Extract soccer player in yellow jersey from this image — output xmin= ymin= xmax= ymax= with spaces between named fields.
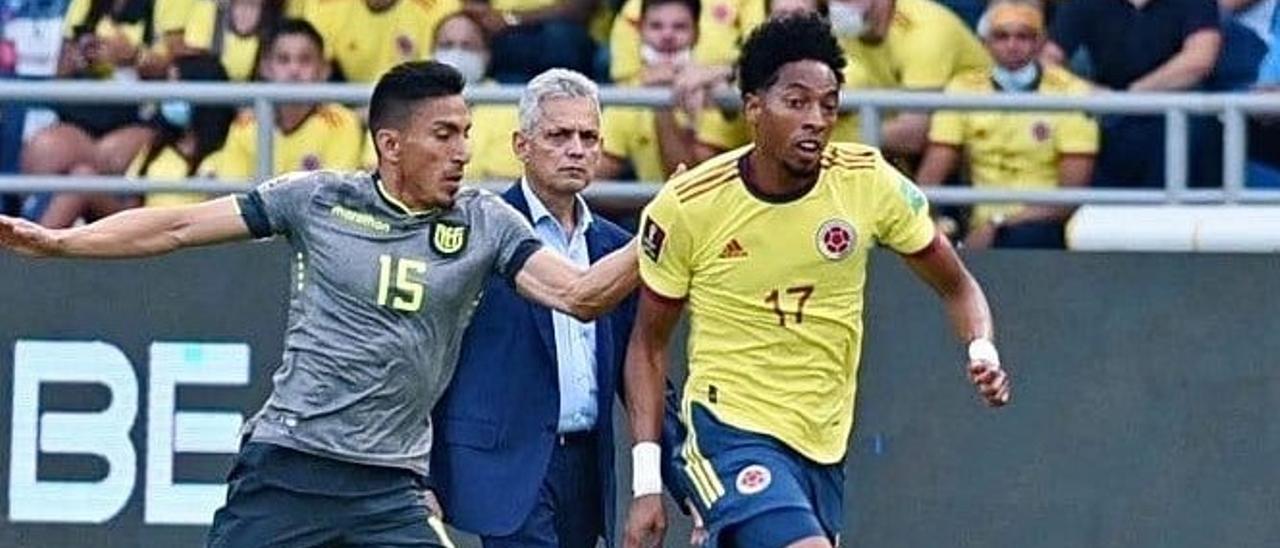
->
xmin=210 ymin=19 xmax=366 ymax=179
xmin=916 ymin=0 xmax=1097 ymax=249
xmin=621 ymin=14 xmax=1010 ymax=548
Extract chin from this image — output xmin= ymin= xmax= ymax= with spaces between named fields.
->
xmin=784 ymin=159 xmax=821 ymax=179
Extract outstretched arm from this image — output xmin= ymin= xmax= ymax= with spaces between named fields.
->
xmin=901 ymin=233 xmax=1010 ymax=406
xmin=513 ymin=240 xmax=640 ymax=321
xmin=0 ymin=196 xmax=252 ymax=259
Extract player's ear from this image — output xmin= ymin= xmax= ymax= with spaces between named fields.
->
xmin=376 ymin=128 xmax=401 ymax=164
xmin=512 ymin=129 xmax=529 ymax=163
xmin=744 ymin=92 xmax=762 ymax=126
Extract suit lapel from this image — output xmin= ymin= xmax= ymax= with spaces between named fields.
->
xmin=502 ymin=183 xmax=557 ymax=358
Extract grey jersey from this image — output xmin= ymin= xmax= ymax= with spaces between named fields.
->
xmin=236 ymin=170 xmax=540 ymax=475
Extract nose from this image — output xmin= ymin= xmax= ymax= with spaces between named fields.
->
xmin=565 ymin=134 xmax=586 ymax=159
xmin=800 ymin=103 xmax=830 ymax=133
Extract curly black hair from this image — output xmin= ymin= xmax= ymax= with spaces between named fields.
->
xmin=737 ymin=12 xmax=847 ymax=98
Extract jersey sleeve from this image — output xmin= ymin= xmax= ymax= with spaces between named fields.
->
xmin=637 ymin=186 xmax=694 ymax=299
xmin=928 ymin=78 xmax=968 ymax=145
xmin=478 ymin=194 xmax=543 ymax=281
xmin=872 ymin=154 xmax=936 ymax=254
xmin=182 ymin=0 xmax=217 ymax=50
xmin=1054 ymin=101 xmax=1100 ymax=155
xmin=216 ymin=116 xmax=256 ymax=180
xmin=601 ymin=107 xmax=633 ymax=160
xmin=235 ymin=171 xmax=324 ymax=238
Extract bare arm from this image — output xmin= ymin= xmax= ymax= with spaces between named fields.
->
xmin=0 ymin=196 xmax=252 ymax=259
xmin=915 ymin=143 xmax=962 ymax=186
xmin=597 ymin=153 xmax=630 ymax=181
xmin=881 ymin=113 xmax=932 ymax=156
xmin=1008 ymin=153 xmax=1094 ymax=224
xmin=1128 ymin=30 xmax=1222 ymax=92
xmin=654 ymin=109 xmax=697 ymax=178
xmin=513 ymin=240 xmax=640 ymax=321
xmin=623 ymin=287 xmax=683 ymax=548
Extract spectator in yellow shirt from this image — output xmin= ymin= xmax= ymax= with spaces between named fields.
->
xmin=180 ymin=0 xmax=285 ymax=81
xmin=462 ymin=0 xmax=597 ymax=82
xmin=207 ymin=19 xmax=366 ymax=179
xmin=608 ymin=0 xmax=764 ymax=84
xmin=915 ymin=0 xmax=1097 ymax=249
xmin=599 ymin=0 xmax=700 ymax=181
xmin=301 ymin=0 xmax=460 ymax=82
xmin=429 ymin=12 xmax=525 ymax=181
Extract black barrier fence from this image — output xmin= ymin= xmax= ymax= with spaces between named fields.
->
xmin=1 ymin=245 xmax=1279 ymax=547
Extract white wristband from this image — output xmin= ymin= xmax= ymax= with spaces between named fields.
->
xmin=631 ymin=442 xmax=663 ymax=497
xmin=967 ymin=337 xmax=1000 ymax=365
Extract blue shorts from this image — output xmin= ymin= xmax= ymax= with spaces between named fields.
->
xmin=206 ymin=442 xmax=453 ymax=548
xmin=674 ymin=403 xmax=845 ymax=548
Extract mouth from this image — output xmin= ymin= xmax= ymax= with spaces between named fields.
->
xmin=793 ymin=139 xmax=824 ymax=159
xmin=558 ymin=166 xmax=588 ymax=178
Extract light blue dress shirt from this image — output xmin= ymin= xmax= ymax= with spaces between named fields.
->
xmin=520 ymin=179 xmax=599 ymax=433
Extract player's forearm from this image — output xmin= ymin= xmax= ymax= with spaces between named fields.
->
xmin=51 ymin=207 xmax=197 ymax=258
xmin=625 ymin=335 xmax=667 ymax=444
xmin=563 ymin=239 xmax=639 ymax=320
xmin=943 ymin=271 xmax=995 ymax=344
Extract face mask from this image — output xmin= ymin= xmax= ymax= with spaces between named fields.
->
xmin=640 ymin=44 xmax=692 ymax=67
xmin=434 ymin=48 xmax=487 ymax=84
xmin=992 ymin=62 xmax=1039 ymax=92
xmin=160 ymin=100 xmax=192 ymax=129
xmin=828 ymin=2 xmax=868 ymax=39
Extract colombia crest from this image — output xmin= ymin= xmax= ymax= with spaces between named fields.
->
xmin=816 ymin=219 xmax=856 ymax=261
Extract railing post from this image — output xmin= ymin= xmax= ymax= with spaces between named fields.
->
xmin=1164 ymin=109 xmax=1188 ymax=202
xmin=859 ymin=105 xmax=881 ymax=148
xmin=253 ymin=98 xmax=274 ymax=183
xmin=1222 ymin=106 xmax=1247 ymax=203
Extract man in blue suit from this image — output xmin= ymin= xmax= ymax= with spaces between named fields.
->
xmin=432 ymin=68 xmax=661 ymax=547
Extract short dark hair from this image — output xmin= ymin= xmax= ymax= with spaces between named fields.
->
xmin=640 ymin=0 xmax=701 ymax=21
xmin=368 ymin=60 xmax=466 ymax=144
xmin=263 ymin=18 xmax=325 ymax=56
xmin=736 ymin=12 xmax=846 ymax=98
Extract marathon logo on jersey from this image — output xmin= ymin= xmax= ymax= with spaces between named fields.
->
xmin=432 ymin=222 xmax=468 ymax=257
xmin=736 ymin=464 xmax=772 ymax=495
xmin=642 ymin=217 xmax=667 ymax=262
xmin=816 ymin=219 xmax=856 ymax=261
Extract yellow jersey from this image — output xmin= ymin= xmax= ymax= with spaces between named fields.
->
xmin=212 ymin=104 xmax=366 ymax=179
xmin=609 ymin=0 xmax=765 ymax=84
xmin=464 ymin=103 xmax=522 ymax=181
xmin=929 ymin=65 xmax=1098 ymax=227
xmin=128 ymin=145 xmax=227 ymax=207
xmin=601 ymin=107 xmax=692 ymax=183
xmin=302 ymin=0 xmax=460 ymax=82
xmin=182 ymin=0 xmax=261 ymax=81
xmin=639 ymin=142 xmax=935 ymax=463
xmin=841 ymin=0 xmax=989 ymax=90
xmin=154 ymin=0 xmax=196 ymax=35
xmin=63 ymin=0 xmax=150 ymax=51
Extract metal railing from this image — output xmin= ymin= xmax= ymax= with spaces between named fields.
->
xmin=3 ymin=80 xmax=1280 ymax=207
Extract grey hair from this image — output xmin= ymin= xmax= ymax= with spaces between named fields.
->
xmin=517 ymin=68 xmax=601 ymax=134
xmin=975 ymin=0 xmax=1044 ymax=39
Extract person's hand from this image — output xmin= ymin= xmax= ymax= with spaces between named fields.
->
xmin=969 ymin=358 xmax=1010 ymax=407
xmin=672 ymin=64 xmax=731 ymax=118
xmin=0 ymin=215 xmax=62 ymax=257
xmin=624 ymin=494 xmax=666 ymax=548
xmin=962 ymin=222 xmax=998 ymax=250
xmin=101 ymin=31 xmax=137 ymax=66
xmin=686 ymin=498 xmax=707 ymax=546
xmin=463 ymin=2 xmax=510 ymax=35
xmin=419 ymin=488 xmax=444 ymax=519
xmin=641 ymin=62 xmax=680 ymax=87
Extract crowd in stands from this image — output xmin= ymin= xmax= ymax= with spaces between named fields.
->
xmin=1 ymin=0 xmax=1278 ymax=247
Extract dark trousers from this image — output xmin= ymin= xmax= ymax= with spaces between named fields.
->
xmin=488 ymin=21 xmax=596 ymax=84
xmin=482 ymin=431 xmax=604 ymax=548
xmin=207 ymin=443 xmax=450 ymax=548
xmin=995 ymin=220 xmax=1066 ymax=249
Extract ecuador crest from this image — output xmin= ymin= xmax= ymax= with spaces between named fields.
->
xmin=431 ymin=222 xmax=468 ymax=257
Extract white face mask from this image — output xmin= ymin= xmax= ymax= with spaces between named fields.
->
xmin=640 ymin=44 xmax=692 ymax=67
xmin=828 ymin=2 xmax=868 ymax=39
xmin=992 ymin=62 xmax=1039 ymax=92
xmin=434 ymin=47 xmax=487 ymax=84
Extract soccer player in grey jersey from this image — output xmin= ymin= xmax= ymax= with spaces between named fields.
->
xmin=0 ymin=61 xmax=638 ymax=547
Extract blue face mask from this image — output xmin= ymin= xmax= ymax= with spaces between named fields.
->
xmin=160 ymin=100 xmax=192 ymax=129
xmin=992 ymin=63 xmax=1039 ymax=92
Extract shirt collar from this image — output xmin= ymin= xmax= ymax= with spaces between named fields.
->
xmin=520 ymin=177 xmax=593 ymax=235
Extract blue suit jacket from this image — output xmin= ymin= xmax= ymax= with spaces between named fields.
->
xmin=431 ymin=184 xmax=637 ymax=540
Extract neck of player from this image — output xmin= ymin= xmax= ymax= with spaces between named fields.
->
xmin=747 ymin=149 xmax=819 ymax=197
xmin=529 ymin=178 xmax=579 ymax=236
xmin=380 ymin=168 xmax=438 ymax=211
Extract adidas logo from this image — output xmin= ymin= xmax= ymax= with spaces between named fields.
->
xmin=719 ymin=238 xmax=748 ymax=259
